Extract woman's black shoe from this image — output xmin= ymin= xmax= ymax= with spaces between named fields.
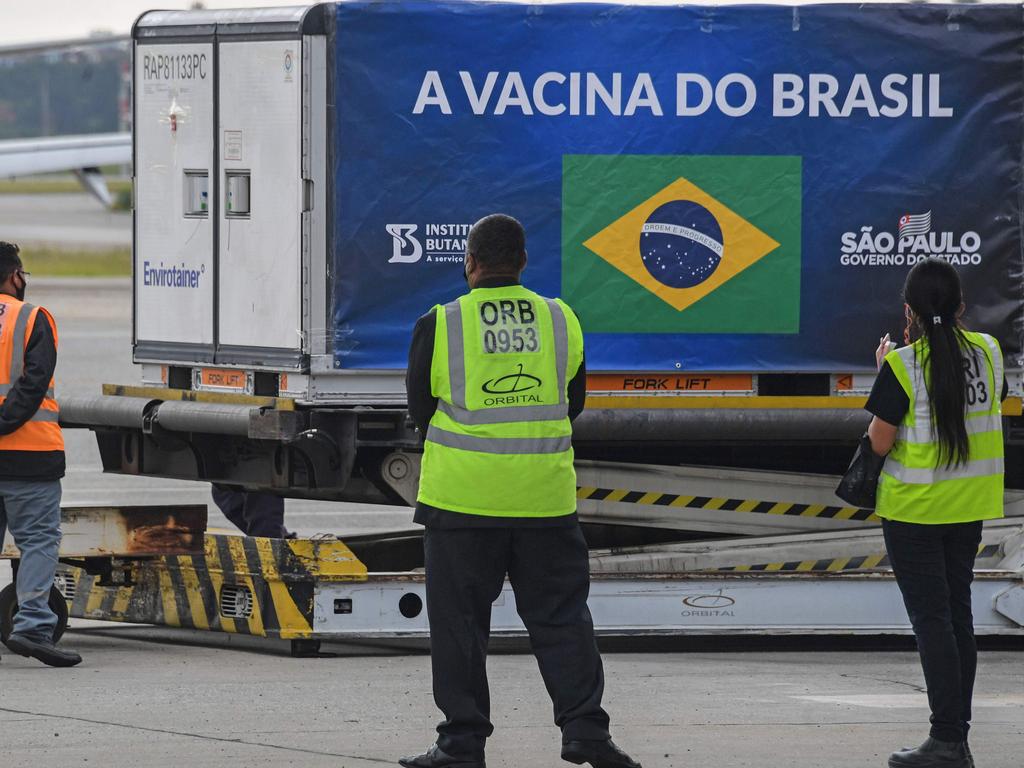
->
xmin=888 ymin=738 xmax=970 ymax=768
xmin=398 ymin=744 xmax=485 ymax=768
xmin=561 ymin=738 xmax=642 ymax=768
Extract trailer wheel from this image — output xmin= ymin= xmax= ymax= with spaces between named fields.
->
xmin=0 ymin=583 xmax=69 ymax=645
xmin=290 ymin=638 xmax=321 ymax=658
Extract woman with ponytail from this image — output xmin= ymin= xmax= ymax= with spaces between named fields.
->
xmin=866 ymin=258 xmax=1006 ymax=768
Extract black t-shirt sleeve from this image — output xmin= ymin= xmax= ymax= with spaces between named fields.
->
xmin=568 ymin=351 xmax=587 ymax=423
xmin=865 ymin=360 xmax=909 ymax=426
xmin=565 ymin=305 xmax=587 ymax=422
xmin=406 ymin=311 xmax=438 ymax=436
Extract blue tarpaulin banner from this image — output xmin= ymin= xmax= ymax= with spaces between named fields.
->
xmin=332 ymin=1 xmax=1023 ymax=372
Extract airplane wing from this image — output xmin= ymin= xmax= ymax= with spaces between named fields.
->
xmin=0 ymin=132 xmax=131 ymax=207
xmin=0 ymin=132 xmax=131 ymax=177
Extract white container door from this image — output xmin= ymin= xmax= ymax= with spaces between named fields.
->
xmin=134 ymin=42 xmax=216 ymax=361
xmin=216 ymin=40 xmax=304 ymax=367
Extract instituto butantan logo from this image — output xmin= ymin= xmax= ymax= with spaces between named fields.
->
xmin=583 ymin=177 xmax=781 ymax=312
xmin=386 ymin=222 xmax=471 ymax=265
xmin=839 ymin=210 xmax=982 ymax=267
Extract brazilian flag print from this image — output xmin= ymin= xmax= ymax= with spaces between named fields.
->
xmin=562 ymin=155 xmax=802 ymax=334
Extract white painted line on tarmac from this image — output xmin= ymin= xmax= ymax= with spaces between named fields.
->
xmin=795 ymin=694 xmax=1024 ymax=709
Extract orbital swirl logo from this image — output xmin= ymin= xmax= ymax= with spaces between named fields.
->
xmin=482 ymin=363 xmax=542 ymax=395
xmin=681 ymin=591 xmax=736 ymax=609
xmin=640 ymin=200 xmax=724 ymax=289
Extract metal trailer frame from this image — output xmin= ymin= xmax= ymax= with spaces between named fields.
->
xmin=47 ymin=522 xmax=1024 ymax=656
xmin=61 ymin=385 xmax=1024 ymax=511
xmin=4 ymin=506 xmax=1019 ymax=655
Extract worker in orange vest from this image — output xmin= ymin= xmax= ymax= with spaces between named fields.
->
xmin=0 ymin=242 xmax=80 ymax=667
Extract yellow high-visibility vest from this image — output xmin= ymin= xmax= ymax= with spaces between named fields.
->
xmin=0 ymin=294 xmax=63 ymax=453
xmin=877 ymin=331 xmax=1004 ymax=524
xmin=417 ymin=285 xmax=584 ymax=517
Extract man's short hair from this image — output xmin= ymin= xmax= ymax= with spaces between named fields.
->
xmin=0 ymin=242 xmax=21 ymax=282
xmin=467 ymin=214 xmax=525 ymax=272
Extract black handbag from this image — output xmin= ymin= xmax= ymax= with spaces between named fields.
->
xmin=835 ymin=434 xmax=886 ymax=508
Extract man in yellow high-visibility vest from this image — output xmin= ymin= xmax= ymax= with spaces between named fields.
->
xmin=401 ymin=215 xmax=639 ymax=768
xmin=0 ymin=242 xmax=81 ymax=668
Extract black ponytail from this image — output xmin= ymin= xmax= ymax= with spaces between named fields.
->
xmin=903 ymin=259 xmax=972 ymax=468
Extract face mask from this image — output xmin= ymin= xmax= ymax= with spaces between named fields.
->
xmin=13 ymin=273 xmax=25 ymax=301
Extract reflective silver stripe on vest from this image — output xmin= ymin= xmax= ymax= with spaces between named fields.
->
xmin=898 ymin=335 xmax=1003 ymax=440
xmin=884 ymin=456 xmax=1004 ymax=484
xmin=440 ymin=294 xmax=571 ymax=425
xmin=444 ymin=301 xmax=467 ymax=409
xmin=30 ymin=409 xmax=60 ymax=423
xmin=981 ymin=333 xmax=1003 ymax=413
xmin=902 ymin=412 xmax=1003 ymax=444
xmin=545 ymin=299 xmax=569 ymax=405
xmin=0 ymin=384 xmax=54 ymax=398
xmin=895 ymin=344 xmax=930 ymax=428
xmin=6 ymin=302 xmax=33 ymax=384
xmin=426 ymin=424 xmax=571 ymax=454
xmin=438 ymin=399 xmax=568 ymax=425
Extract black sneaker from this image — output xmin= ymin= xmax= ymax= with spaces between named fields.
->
xmin=5 ymin=633 xmax=82 ymax=668
xmin=889 ymin=737 xmax=970 ymax=768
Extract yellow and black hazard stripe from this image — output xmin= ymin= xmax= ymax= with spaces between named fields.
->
xmin=711 ymin=544 xmax=1001 ymax=573
xmin=63 ymin=534 xmax=366 ymax=640
xmin=577 ymin=486 xmax=878 ymax=522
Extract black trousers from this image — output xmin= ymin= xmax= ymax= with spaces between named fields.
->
xmin=424 ymin=524 xmax=611 ymax=759
xmin=882 ymin=518 xmax=983 ymax=743
xmin=211 ymin=485 xmax=286 ymax=538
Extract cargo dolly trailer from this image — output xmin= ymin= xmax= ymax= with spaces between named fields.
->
xmin=6 ymin=517 xmax=1020 ymax=655
xmin=4 ymin=504 xmax=1019 ymax=653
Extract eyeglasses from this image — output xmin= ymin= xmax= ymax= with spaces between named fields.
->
xmin=16 ymin=269 xmax=29 ymax=281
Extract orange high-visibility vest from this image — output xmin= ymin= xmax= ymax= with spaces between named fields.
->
xmin=0 ymin=294 xmax=63 ymax=452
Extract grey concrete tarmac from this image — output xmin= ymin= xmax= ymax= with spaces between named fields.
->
xmin=0 ymin=279 xmax=1022 ymax=767
xmin=0 ymin=193 xmax=131 ymax=247
xmin=0 ymin=630 xmax=1021 ymax=768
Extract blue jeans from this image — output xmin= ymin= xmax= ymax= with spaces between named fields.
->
xmin=882 ymin=518 xmax=983 ymax=743
xmin=0 ymin=479 xmax=62 ymax=641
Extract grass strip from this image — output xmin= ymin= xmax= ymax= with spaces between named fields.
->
xmin=0 ymin=178 xmax=132 ymax=197
xmin=21 ymin=246 xmax=130 ymax=277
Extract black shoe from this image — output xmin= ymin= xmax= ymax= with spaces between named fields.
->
xmin=398 ymin=744 xmax=485 ymax=768
xmin=5 ymin=633 xmax=82 ymax=668
xmin=562 ymin=739 xmax=642 ymax=768
xmin=889 ymin=738 xmax=970 ymax=768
